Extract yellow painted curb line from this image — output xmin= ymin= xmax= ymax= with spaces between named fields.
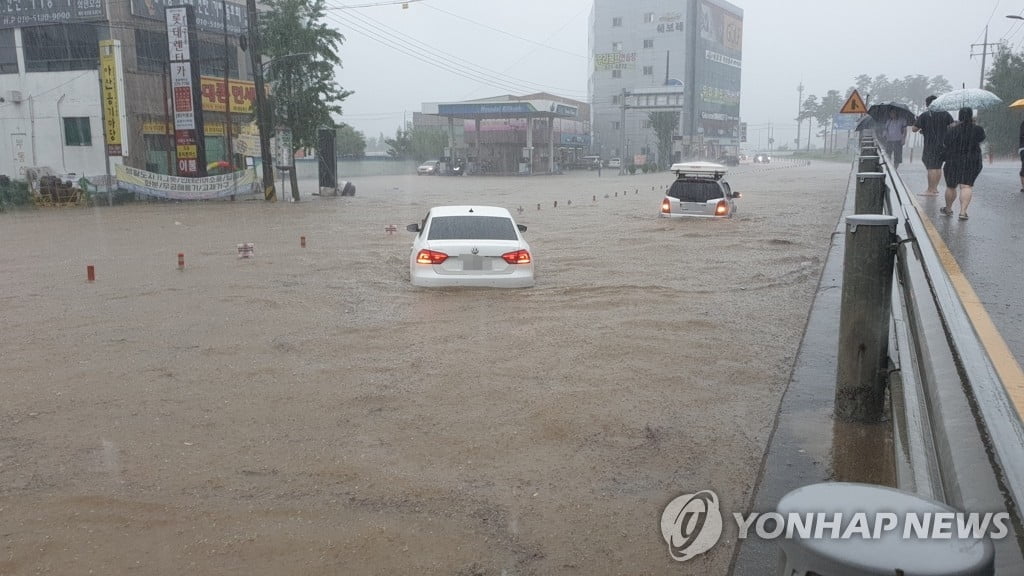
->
xmin=909 ymin=194 xmax=1024 ymax=417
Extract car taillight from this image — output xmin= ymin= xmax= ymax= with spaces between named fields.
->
xmin=501 ymin=249 xmax=532 ymax=264
xmin=661 ymin=199 xmax=671 ymax=213
xmin=416 ymin=249 xmax=448 ymax=264
xmin=715 ymin=201 xmax=729 ymax=216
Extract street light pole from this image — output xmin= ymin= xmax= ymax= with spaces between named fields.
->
xmin=222 ymin=0 xmax=233 ymax=168
xmin=246 ymin=0 xmax=275 ymax=201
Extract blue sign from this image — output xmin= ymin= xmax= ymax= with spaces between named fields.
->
xmin=833 ymin=114 xmax=858 ymax=131
xmin=438 ymin=103 xmax=538 ymax=116
xmin=560 ymin=134 xmax=590 ymax=146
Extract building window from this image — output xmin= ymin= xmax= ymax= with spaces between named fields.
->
xmin=643 ymin=120 xmax=653 ymax=129
xmin=23 ymin=24 xmax=99 ymax=72
xmin=644 ymin=12 xmax=655 ymax=23
xmin=612 ymin=69 xmax=621 ymax=78
xmin=198 ymin=40 xmax=238 ymax=78
xmin=135 ymin=29 xmax=168 ymax=73
xmin=643 ymin=39 xmax=654 ymax=49
xmin=63 ymin=117 xmax=93 ymax=146
xmin=612 ymin=17 xmax=622 ymax=27
xmin=612 ymin=41 xmax=623 ymax=52
xmin=612 ymin=95 xmax=620 ymax=104
xmin=612 ymin=121 xmax=621 ymax=130
xmin=643 ymin=66 xmax=654 ymax=76
xmin=0 ymin=29 xmax=17 ymax=74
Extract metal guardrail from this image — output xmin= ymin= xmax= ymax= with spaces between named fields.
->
xmin=874 ymin=139 xmax=1024 ymax=571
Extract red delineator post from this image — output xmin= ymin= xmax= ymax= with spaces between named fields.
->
xmin=87 ymin=265 xmax=95 ymax=282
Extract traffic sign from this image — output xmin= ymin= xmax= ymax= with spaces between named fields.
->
xmin=840 ymin=90 xmax=867 ymax=114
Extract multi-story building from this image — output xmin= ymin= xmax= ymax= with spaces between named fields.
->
xmin=589 ymin=0 xmax=742 ymax=165
xmin=0 ymin=0 xmax=253 ymax=180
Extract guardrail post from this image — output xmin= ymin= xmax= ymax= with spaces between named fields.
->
xmin=857 ymin=155 xmax=880 ymax=173
xmin=836 ymin=214 xmax=897 ymax=422
xmin=855 ymin=172 xmax=886 ymax=215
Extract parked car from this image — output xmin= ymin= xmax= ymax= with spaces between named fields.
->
xmin=406 ymin=206 xmax=534 ymax=288
xmin=660 ymin=161 xmax=740 ymax=219
xmin=753 ymin=153 xmax=771 ymax=164
xmin=417 ymin=160 xmax=440 ymax=175
xmin=717 ymin=154 xmax=740 ymax=166
xmin=607 ymin=158 xmax=622 ymax=169
xmin=577 ymin=155 xmax=602 ymax=170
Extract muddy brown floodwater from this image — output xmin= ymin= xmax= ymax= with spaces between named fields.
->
xmin=2 ymin=160 xmax=849 ymax=575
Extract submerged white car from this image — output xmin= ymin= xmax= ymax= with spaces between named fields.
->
xmin=406 ymin=206 xmax=535 ymax=288
xmin=660 ymin=161 xmax=740 ymax=219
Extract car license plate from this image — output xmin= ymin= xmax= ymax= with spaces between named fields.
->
xmin=462 ymin=255 xmax=484 ymax=271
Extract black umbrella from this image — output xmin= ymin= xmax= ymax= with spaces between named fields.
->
xmin=854 ymin=115 xmax=877 ymax=132
xmin=866 ymin=102 xmax=916 ymax=124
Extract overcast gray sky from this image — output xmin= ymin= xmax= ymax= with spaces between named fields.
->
xmin=327 ymin=0 xmax=1008 ymax=149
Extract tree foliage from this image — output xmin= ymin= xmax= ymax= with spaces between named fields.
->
xmin=848 ymin=74 xmax=952 ymax=112
xmin=335 ymin=123 xmax=366 ymax=158
xmin=981 ymin=46 xmax=1024 ymax=155
xmin=385 ymin=123 xmax=447 ymax=162
xmin=648 ymin=111 xmax=679 ymax=168
xmin=260 ymin=0 xmax=353 ymax=151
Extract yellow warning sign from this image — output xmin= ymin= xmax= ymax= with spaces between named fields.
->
xmin=840 ymin=90 xmax=867 ymax=114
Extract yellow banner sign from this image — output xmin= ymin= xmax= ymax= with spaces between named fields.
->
xmin=99 ymin=40 xmax=121 ymax=156
xmin=199 ymin=76 xmax=257 ymax=114
xmin=143 ymin=121 xmax=232 ymax=136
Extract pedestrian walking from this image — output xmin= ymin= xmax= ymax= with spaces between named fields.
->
xmin=940 ymin=107 xmax=986 ymax=221
xmin=597 ymin=161 xmax=602 ymax=177
xmin=911 ymin=95 xmax=954 ymax=195
xmin=883 ymin=108 xmax=908 ymax=169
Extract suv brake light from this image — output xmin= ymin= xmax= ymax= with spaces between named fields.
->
xmin=661 ymin=199 xmax=671 ymax=213
xmin=501 ymin=250 xmax=531 ymax=264
xmin=715 ymin=200 xmax=729 ymax=216
xmin=416 ymin=249 xmax=448 ymax=264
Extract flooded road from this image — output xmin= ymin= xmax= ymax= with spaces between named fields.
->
xmin=1 ymin=161 xmax=848 ymax=575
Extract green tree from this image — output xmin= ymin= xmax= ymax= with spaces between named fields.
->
xmin=648 ymin=111 xmax=680 ymax=168
xmin=981 ymin=46 xmax=1024 ymax=155
xmin=335 ymin=123 xmax=366 ymax=157
xmin=798 ymin=95 xmax=820 ymax=151
xmin=261 ymin=0 xmax=353 ymax=199
xmin=386 ymin=123 xmax=448 ymax=162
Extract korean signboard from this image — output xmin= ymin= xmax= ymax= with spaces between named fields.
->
xmin=594 ymin=52 xmax=637 ymax=71
xmin=166 ymin=5 xmax=207 ymax=177
xmin=99 ymin=40 xmax=123 ymax=156
xmin=133 ymin=0 xmax=247 ymax=35
xmin=700 ymin=2 xmax=743 ymax=53
xmin=275 ymin=128 xmax=293 ymax=168
xmin=199 ymin=76 xmax=257 ymax=114
xmin=1 ymin=0 xmax=105 ymax=29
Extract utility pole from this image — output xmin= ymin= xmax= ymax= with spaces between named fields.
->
xmin=222 ymin=0 xmax=233 ymax=168
xmin=619 ymin=88 xmax=629 ymax=175
xmin=971 ymin=25 xmax=998 ymax=89
xmin=246 ymin=0 xmax=276 ymax=201
xmin=796 ymin=82 xmax=804 ymax=150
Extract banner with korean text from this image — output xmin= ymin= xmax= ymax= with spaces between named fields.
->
xmin=116 ymin=165 xmax=257 ymax=200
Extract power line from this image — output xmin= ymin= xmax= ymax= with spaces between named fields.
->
xmin=418 ymin=2 xmax=587 ymax=60
xmin=327 ymin=9 xmax=586 ymax=97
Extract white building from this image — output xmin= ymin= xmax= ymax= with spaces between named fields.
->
xmin=0 ymin=0 xmax=252 ymax=182
xmin=589 ymin=0 xmax=743 ymax=164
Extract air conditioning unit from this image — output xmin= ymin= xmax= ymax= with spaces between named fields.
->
xmin=7 ymin=90 xmax=23 ymax=103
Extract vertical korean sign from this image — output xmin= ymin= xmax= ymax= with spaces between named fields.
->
xmin=165 ymin=5 xmax=207 ymax=176
xmin=99 ymin=40 xmax=122 ymax=156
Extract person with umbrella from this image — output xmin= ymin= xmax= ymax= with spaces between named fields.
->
xmin=883 ymin=108 xmax=909 ymax=169
xmin=911 ymin=95 xmax=954 ymax=195
xmin=940 ymin=108 xmax=986 ymax=221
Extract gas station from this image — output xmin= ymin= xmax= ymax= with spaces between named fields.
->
xmin=420 ymin=94 xmax=590 ymax=175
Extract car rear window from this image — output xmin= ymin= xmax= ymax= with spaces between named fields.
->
xmin=668 ymin=179 xmax=725 ymax=203
xmin=427 ymin=216 xmax=518 ymax=241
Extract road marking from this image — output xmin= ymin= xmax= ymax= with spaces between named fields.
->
xmin=912 ymin=199 xmax=1024 ymax=416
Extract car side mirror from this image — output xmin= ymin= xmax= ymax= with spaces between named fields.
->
xmin=517 ymin=224 xmax=527 ymax=232
xmin=407 ymin=223 xmax=420 ymax=233
xmin=732 ymin=192 xmax=741 ymax=199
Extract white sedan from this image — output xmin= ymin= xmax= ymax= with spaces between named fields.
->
xmin=406 ymin=206 xmax=535 ymax=288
